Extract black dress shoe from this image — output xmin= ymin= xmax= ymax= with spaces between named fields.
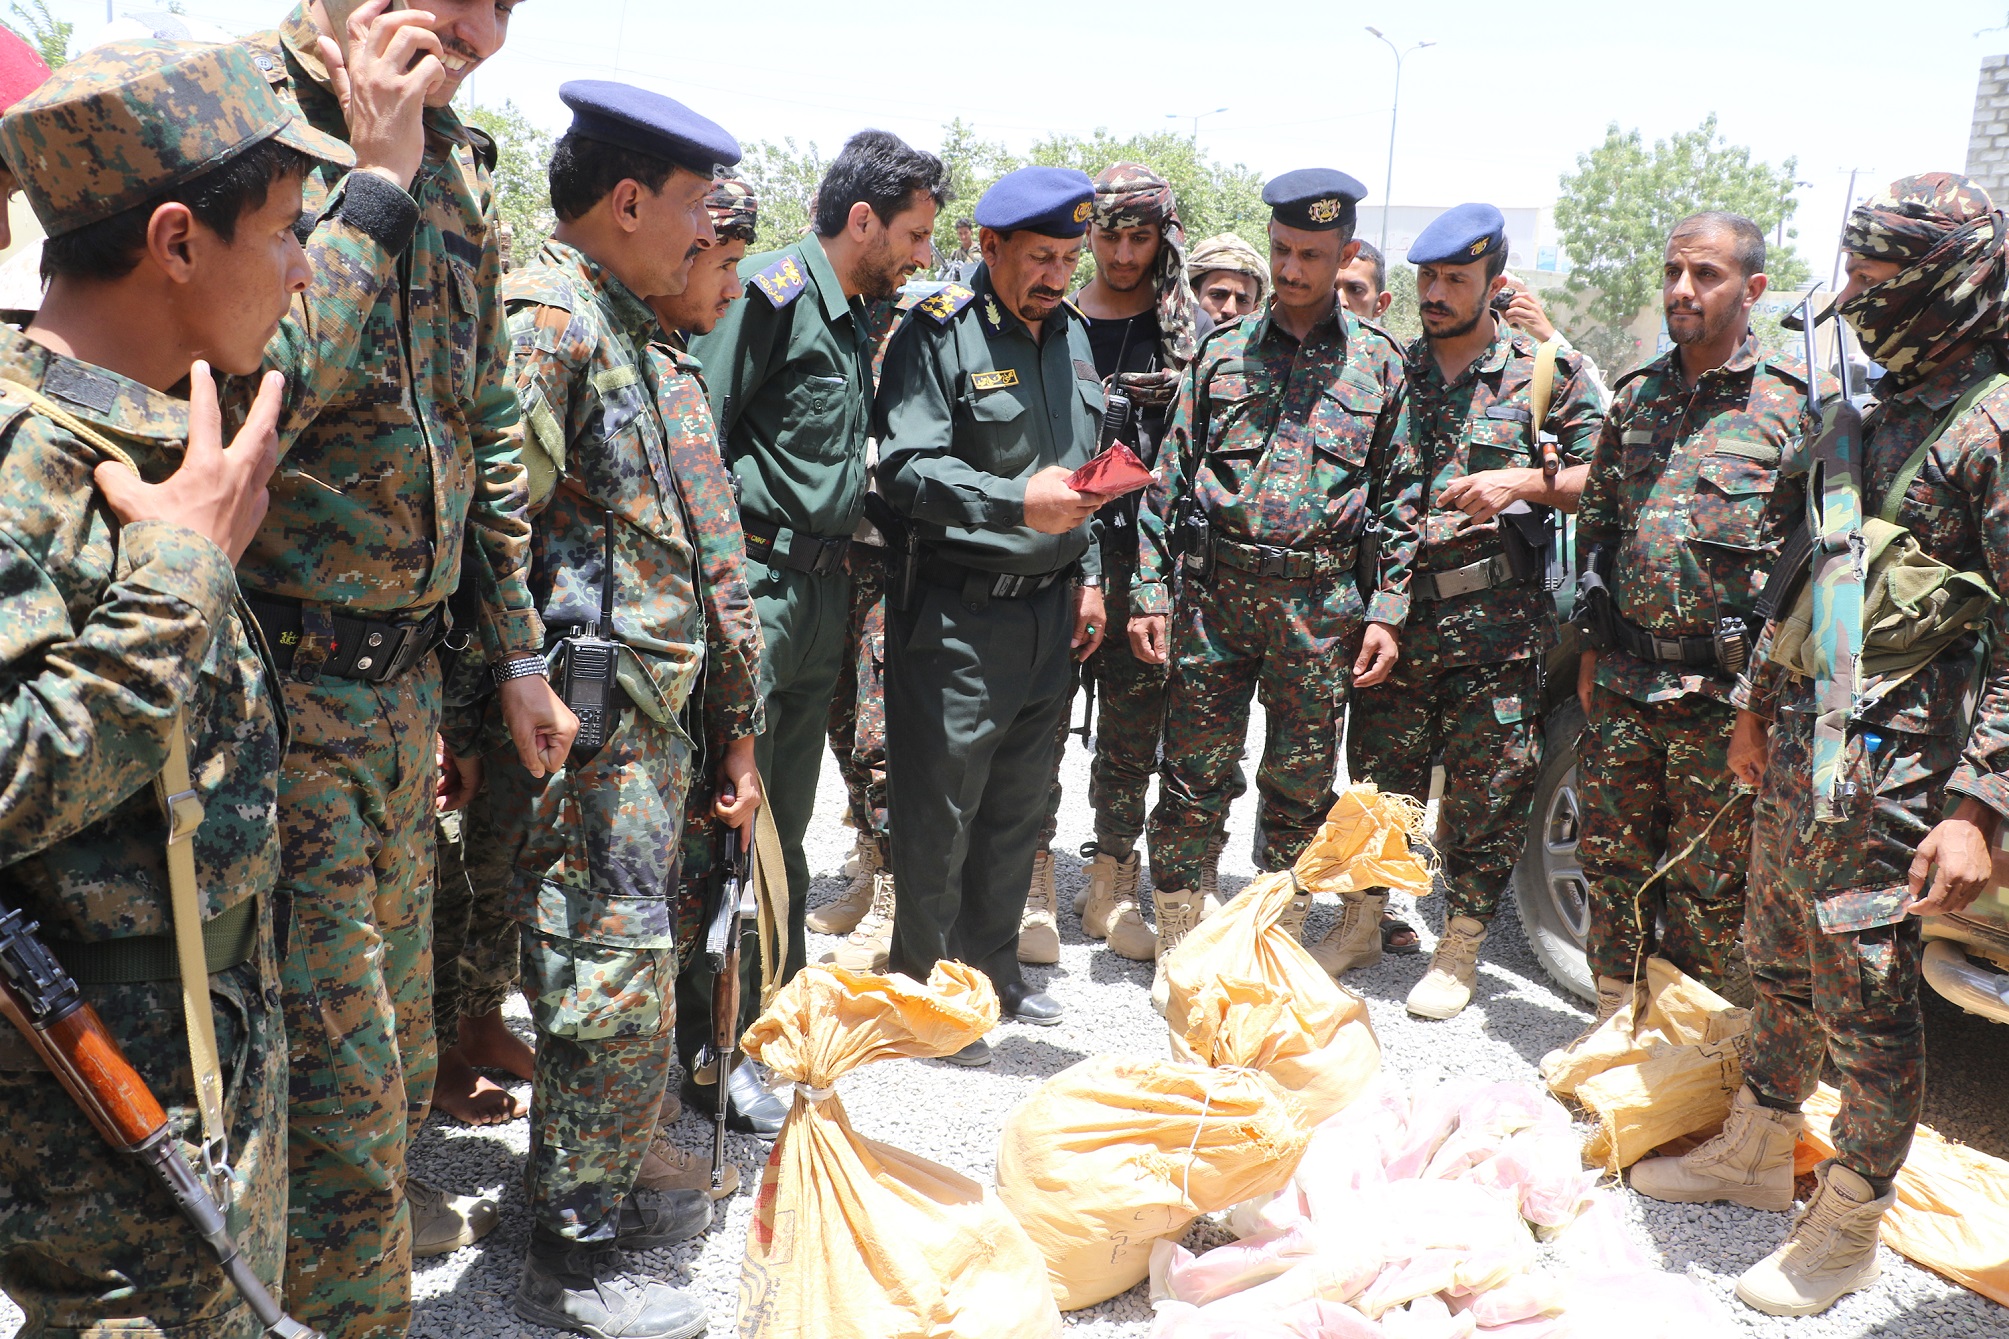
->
xmin=940 ymin=1037 xmax=992 ymax=1067
xmin=681 ymin=1060 xmax=787 ymax=1140
xmin=999 ymin=982 xmax=1063 ymax=1026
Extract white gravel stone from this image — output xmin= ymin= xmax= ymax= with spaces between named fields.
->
xmin=6 ymin=701 xmax=2007 ymax=1339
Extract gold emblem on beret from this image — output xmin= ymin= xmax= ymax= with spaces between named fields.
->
xmin=1307 ymin=197 xmax=1341 ymax=224
xmin=1073 ymin=201 xmax=1093 ymax=223
xmin=1469 ymin=239 xmax=1487 ymax=257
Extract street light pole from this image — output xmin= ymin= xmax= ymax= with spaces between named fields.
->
xmin=1166 ymin=107 xmax=1228 ymax=145
xmin=1365 ymin=26 xmax=1434 ymax=256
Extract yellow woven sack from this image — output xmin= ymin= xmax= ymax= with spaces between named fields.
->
xmin=994 ymin=1055 xmax=1309 ymax=1310
xmin=735 ymin=964 xmax=1060 ymax=1339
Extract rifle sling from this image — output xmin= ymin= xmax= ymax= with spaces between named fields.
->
xmin=1875 ymin=372 xmax=2009 ymax=524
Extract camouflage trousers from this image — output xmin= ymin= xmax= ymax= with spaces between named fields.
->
xmin=276 ymin=670 xmax=439 ymax=1339
xmin=432 ymin=809 xmax=518 ymax=1050
xmin=1743 ymin=706 xmax=1947 ymax=1182
xmin=1150 ymin=565 xmax=1362 ymax=892
xmin=1577 ymin=684 xmax=1751 ymax=991
xmin=473 ymin=705 xmax=690 ymax=1242
xmin=1349 ymin=655 xmax=1543 ymax=921
xmin=0 ymin=911 xmax=286 ymax=1339
xmin=1038 ymin=571 xmax=1166 ymax=853
xmin=826 ymin=544 xmax=890 ymax=864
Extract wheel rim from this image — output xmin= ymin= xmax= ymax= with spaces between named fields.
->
xmin=1542 ymin=763 xmax=1590 ymax=944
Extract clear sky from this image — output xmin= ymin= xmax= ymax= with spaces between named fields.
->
xmin=44 ymin=0 xmax=2009 ymax=280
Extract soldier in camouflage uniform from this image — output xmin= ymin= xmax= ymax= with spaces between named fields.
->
xmin=1343 ymin=204 xmax=1606 ymax=1018
xmin=1132 ymin=169 xmax=1422 ymax=1011
xmin=459 ymin=85 xmax=742 ymax=1339
xmin=1633 ymin=174 xmax=2009 ymax=1318
xmin=1023 ymin=162 xmax=1206 ymax=968
xmin=0 ymin=39 xmax=350 ymax=1338
xmin=237 ymin=4 xmax=579 ymax=1329
xmin=1562 ymin=213 xmax=1813 ymax=1037
xmin=653 ymin=177 xmax=782 ymax=1142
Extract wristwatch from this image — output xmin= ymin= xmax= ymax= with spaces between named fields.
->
xmin=490 ymin=652 xmax=549 ymax=688
xmin=1079 ymin=574 xmax=1103 ymax=589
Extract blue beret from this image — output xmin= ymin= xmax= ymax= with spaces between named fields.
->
xmin=975 ymin=166 xmax=1095 ymax=238
xmin=559 ymin=80 xmax=740 ymax=176
xmin=1263 ymin=168 xmax=1367 ymax=232
xmin=1409 ymin=202 xmax=1507 ymax=266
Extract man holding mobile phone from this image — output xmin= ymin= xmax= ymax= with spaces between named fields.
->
xmin=238 ymin=3 xmax=569 ymax=1334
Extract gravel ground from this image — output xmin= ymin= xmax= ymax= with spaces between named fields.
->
xmin=9 ymin=699 xmax=2009 ymax=1338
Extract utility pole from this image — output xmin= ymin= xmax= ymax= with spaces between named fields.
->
xmin=1366 ymin=26 xmax=1434 ymax=256
xmin=1165 ymin=107 xmax=1227 ymax=145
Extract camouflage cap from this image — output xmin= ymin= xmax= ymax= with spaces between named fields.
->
xmin=0 ymin=39 xmax=355 ymax=237
xmin=1186 ymin=231 xmax=1270 ymax=296
xmin=705 ymin=174 xmax=758 ymax=244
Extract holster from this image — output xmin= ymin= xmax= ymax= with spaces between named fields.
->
xmin=863 ymin=492 xmax=919 ymax=612
xmin=1172 ymin=493 xmax=1213 ymax=581
xmin=1499 ymin=502 xmax=1560 ymax=590
xmin=1573 ymin=543 xmax=1619 ymax=651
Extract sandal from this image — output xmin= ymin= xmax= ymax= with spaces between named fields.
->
xmin=1381 ymin=913 xmax=1422 ymax=955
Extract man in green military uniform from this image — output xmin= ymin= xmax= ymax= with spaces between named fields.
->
xmin=0 ymin=37 xmax=350 ymax=1337
xmin=465 ymin=83 xmax=743 ymax=1339
xmin=1343 ymin=204 xmax=1606 ymax=1019
xmin=240 ymin=4 xmax=579 ymax=1329
xmin=686 ymin=131 xmax=945 ymax=1019
xmin=1560 ymin=213 xmax=1813 ymax=1045
xmin=1131 ymin=169 xmax=1421 ymax=1010
xmin=875 ymin=166 xmax=1111 ymax=1064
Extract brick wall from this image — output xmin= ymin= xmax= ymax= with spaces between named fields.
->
xmin=1968 ymin=54 xmax=2009 ymax=201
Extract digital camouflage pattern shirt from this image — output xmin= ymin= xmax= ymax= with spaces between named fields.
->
xmin=502 ymin=241 xmax=705 ymax=729
xmin=236 ymin=8 xmax=539 ymax=664
xmin=1133 ymin=301 xmax=1421 ymax=625
xmin=1737 ymin=344 xmax=2009 ymax=818
xmin=1577 ymin=333 xmax=1815 ymax=705
xmin=0 ymin=328 xmax=282 ymax=941
xmin=1400 ymin=321 xmax=1606 ymax=666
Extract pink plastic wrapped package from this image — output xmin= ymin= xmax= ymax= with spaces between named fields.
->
xmin=1380 ymin=1293 xmax=1477 ymax=1339
xmin=1150 ymin=1223 xmax=1323 ymax=1307
xmin=1380 ymin=1082 xmax=1474 ymax=1182
xmin=1346 ymin=1181 xmax=1535 ymax=1317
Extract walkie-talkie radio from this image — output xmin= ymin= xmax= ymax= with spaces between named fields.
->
xmin=559 ymin=510 xmax=622 ymax=760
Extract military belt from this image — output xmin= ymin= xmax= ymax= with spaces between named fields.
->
xmin=740 ymin=514 xmax=850 ymax=578
xmin=1210 ymin=534 xmax=1358 ymax=580
xmin=916 ymin=550 xmax=1076 ymax=601
xmin=244 ymin=593 xmax=447 ymax=683
xmin=1611 ymin=612 xmax=1723 ymax=670
xmin=46 ymin=893 xmax=259 ymax=986
xmin=1414 ymin=554 xmax=1520 ymax=601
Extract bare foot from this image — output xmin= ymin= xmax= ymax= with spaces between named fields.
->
xmin=434 ymin=1045 xmax=526 ymax=1126
xmin=458 ymin=1007 xmax=535 ymax=1081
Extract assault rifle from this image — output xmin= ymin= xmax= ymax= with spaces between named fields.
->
xmin=700 ymin=820 xmax=755 ymax=1192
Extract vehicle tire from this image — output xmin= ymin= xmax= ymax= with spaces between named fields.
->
xmin=1514 ymin=699 xmax=1595 ymax=1002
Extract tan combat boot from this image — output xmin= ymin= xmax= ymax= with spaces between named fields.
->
xmin=1540 ymin=974 xmax=1646 ymax=1070
xmin=1149 ymin=888 xmax=1202 ymax=1014
xmin=807 ymin=831 xmax=881 ymax=935
xmin=408 ymin=1176 xmax=499 ymax=1258
xmin=1307 ymin=890 xmax=1386 ymax=977
xmin=1198 ymin=833 xmax=1227 ymax=920
xmin=637 ymin=1136 xmax=740 ymax=1200
xmin=1631 ymin=1087 xmax=1804 ymax=1211
xmin=1405 ymin=915 xmax=1488 ymax=1019
xmin=1082 ymin=847 xmax=1155 ymax=960
xmin=1735 ymin=1161 xmax=1896 ymax=1316
xmin=1018 ymin=851 xmax=1060 ymax=964
xmin=1275 ymin=882 xmax=1314 ymax=944
xmin=821 ymin=869 xmax=895 ymax=972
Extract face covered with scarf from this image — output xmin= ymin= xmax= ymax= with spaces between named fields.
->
xmin=1090 ymin=161 xmax=1199 ymax=406
xmin=1836 ymin=172 xmax=2009 ymax=390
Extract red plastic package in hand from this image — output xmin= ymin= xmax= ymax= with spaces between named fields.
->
xmin=1066 ymin=442 xmax=1153 ymax=498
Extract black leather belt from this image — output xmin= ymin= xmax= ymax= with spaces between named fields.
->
xmin=1612 ymin=612 xmax=1721 ymax=669
xmin=245 ymin=593 xmax=447 ymax=683
xmin=916 ymin=551 xmax=1076 ymax=601
xmin=1414 ymin=553 xmax=1519 ymax=601
xmin=1210 ymin=534 xmax=1358 ymax=579
xmin=741 ymin=514 xmax=849 ymax=577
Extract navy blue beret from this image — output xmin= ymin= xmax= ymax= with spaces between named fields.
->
xmin=559 ymin=80 xmax=740 ymax=176
xmin=1263 ymin=168 xmax=1367 ymax=232
xmin=975 ymin=166 xmax=1095 ymax=238
xmin=1410 ymin=202 xmax=1507 ymax=266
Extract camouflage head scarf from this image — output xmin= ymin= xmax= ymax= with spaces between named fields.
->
xmin=1837 ymin=172 xmax=2009 ymax=390
xmin=705 ymin=173 xmax=759 ymax=244
xmin=1091 ymin=161 xmax=1198 ymax=406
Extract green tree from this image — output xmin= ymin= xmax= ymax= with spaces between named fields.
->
xmin=1379 ymin=264 xmax=1421 ymax=344
xmin=737 ymin=137 xmax=826 ymax=254
xmin=1554 ymin=114 xmax=1809 ymax=371
xmin=463 ymin=99 xmax=554 ymax=263
xmin=3 ymin=0 xmax=69 ymax=67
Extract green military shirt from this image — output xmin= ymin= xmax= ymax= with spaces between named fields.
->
xmin=688 ymin=235 xmax=875 ymax=541
xmin=873 ymin=266 xmax=1104 ymax=577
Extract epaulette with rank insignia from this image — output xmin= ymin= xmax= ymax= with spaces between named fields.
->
xmin=915 ymin=283 xmax=976 ymax=325
xmin=750 ymin=253 xmax=809 ymax=308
